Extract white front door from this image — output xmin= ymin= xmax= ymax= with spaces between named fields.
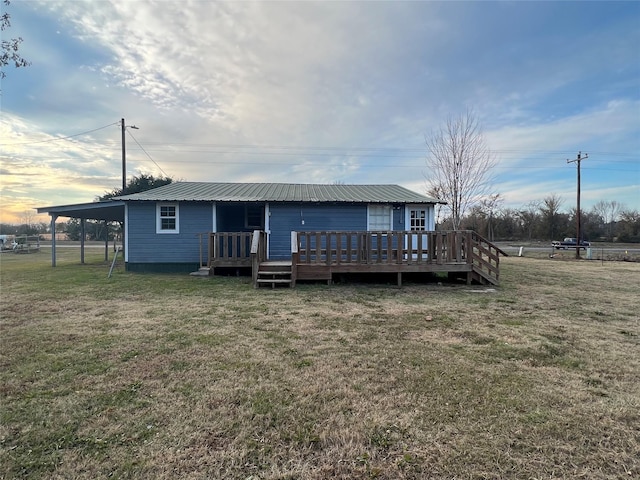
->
xmin=406 ymin=206 xmax=429 ymax=259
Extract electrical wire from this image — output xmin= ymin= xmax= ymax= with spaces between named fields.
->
xmin=0 ymin=122 xmax=119 ymax=146
xmin=2 ymin=151 xmax=637 ymax=172
xmin=1 ymin=122 xmax=636 ymax=178
xmin=125 ymin=129 xmax=170 ymax=178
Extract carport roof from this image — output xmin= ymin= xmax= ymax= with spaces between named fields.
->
xmin=37 ymin=201 xmax=125 ymax=222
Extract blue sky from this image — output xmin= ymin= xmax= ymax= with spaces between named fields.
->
xmin=1 ymin=0 xmax=638 ymax=224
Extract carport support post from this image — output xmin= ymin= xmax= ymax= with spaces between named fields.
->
xmin=80 ymin=218 xmax=85 ymax=264
xmin=50 ymin=214 xmax=58 ymax=267
xmin=104 ymin=220 xmax=109 ymax=262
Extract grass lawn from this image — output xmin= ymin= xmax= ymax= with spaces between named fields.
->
xmin=1 ymin=248 xmax=639 ymax=479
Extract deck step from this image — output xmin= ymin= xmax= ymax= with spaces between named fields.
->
xmin=256 ymin=261 xmax=293 ymax=288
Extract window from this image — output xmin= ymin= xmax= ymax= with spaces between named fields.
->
xmin=156 ymin=203 xmax=179 ymax=233
xmin=410 ymin=209 xmax=426 ymax=231
xmin=245 ymin=205 xmax=264 ymax=229
xmin=368 ymin=205 xmax=392 ymax=231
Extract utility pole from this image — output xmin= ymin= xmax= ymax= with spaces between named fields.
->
xmin=121 ymin=118 xmax=126 ymax=191
xmin=567 ymin=151 xmax=588 ymax=259
xmin=120 ymin=118 xmax=139 ymax=192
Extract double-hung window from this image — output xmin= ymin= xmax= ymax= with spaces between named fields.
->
xmin=156 ymin=203 xmax=179 ymax=234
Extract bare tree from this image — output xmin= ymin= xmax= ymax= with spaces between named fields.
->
xmin=479 ymin=193 xmax=503 ymax=241
xmin=1 ymin=0 xmax=31 ymax=79
xmin=618 ymin=209 xmax=639 ymax=242
xmin=17 ymin=210 xmax=36 ymax=235
xmin=592 ymin=200 xmax=622 ymax=240
xmin=425 ymin=110 xmax=497 ymax=229
xmin=517 ymin=201 xmax=540 ymax=240
xmin=539 ymin=194 xmax=568 ymax=240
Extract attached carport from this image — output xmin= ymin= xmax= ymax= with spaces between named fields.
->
xmin=36 ymin=201 xmax=125 ymax=267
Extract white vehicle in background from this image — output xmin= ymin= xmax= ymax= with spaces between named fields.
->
xmin=0 ymin=235 xmax=16 ymax=251
xmin=4 ymin=235 xmax=41 ymax=253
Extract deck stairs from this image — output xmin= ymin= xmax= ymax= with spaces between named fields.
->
xmin=256 ymin=261 xmax=293 ymax=288
xmin=471 ymin=267 xmax=495 ymax=286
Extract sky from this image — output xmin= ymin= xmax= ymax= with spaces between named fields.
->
xmin=1 ymin=0 xmax=638 ymax=225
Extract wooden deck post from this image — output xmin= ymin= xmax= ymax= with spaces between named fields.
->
xmin=290 ymin=231 xmax=298 ymax=288
xmin=250 ymin=231 xmax=260 ymax=287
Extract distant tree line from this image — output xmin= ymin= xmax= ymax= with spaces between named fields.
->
xmin=0 ymin=220 xmax=118 ymax=242
xmin=437 ymin=196 xmax=639 ymax=243
xmin=0 ymin=221 xmax=49 ymax=236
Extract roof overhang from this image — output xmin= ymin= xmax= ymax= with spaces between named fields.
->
xmin=37 ymin=201 xmax=125 ymax=222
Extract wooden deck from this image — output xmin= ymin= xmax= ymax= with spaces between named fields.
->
xmin=204 ymin=230 xmax=506 ymax=287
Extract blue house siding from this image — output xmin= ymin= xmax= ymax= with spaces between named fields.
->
xmin=123 ymin=198 xmax=436 ymax=269
xmin=126 ymin=201 xmax=212 ymax=271
xmin=268 ymin=203 xmax=367 ymax=260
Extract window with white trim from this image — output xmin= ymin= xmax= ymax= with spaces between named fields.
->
xmin=156 ymin=203 xmax=179 ymax=233
xmin=369 ymin=205 xmax=392 ymax=231
xmin=410 ymin=209 xmax=427 ymax=231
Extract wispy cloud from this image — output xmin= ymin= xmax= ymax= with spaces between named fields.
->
xmin=1 ymin=0 xmax=638 ymax=223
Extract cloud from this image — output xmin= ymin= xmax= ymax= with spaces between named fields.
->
xmin=1 ymin=1 xmax=638 ymax=224
xmin=487 ymin=99 xmax=640 ymax=157
xmin=36 ymin=1 xmax=454 ymax=144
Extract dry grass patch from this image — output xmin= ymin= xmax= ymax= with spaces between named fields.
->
xmin=1 ymin=249 xmax=639 ymax=479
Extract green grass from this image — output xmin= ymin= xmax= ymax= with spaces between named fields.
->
xmin=1 ymin=248 xmax=639 ymax=479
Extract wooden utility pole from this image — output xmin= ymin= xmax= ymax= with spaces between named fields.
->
xmin=121 ymin=118 xmax=126 ymax=191
xmin=121 ymin=118 xmax=139 ymax=192
xmin=567 ymin=151 xmax=588 ymax=259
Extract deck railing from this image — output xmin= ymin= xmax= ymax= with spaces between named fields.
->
xmin=205 ymin=230 xmax=504 ymax=285
xmin=294 ymin=230 xmax=474 ymax=265
xmin=292 ymin=230 xmax=504 ymax=285
xmin=250 ymin=230 xmax=268 ymax=284
xmin=208 ymin=231 xmax=255 ymax=268
xmin=469 ymin=232 xmax=506 ymax=284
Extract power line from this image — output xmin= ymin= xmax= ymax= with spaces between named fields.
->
xmin=5 ymin=131 xmax=636 ymax=159
xmin=2 ymin=151 xmax=637 ymax=172
xmin=4 ymin=129 xmax=636 ymax=164
xmin=126 ymin=129 xmax=170 ymax=178
xmin=0 ymin=122 xmax=119 ymax=146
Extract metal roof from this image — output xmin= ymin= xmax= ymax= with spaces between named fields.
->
xmin=37 ymin=201 xmax=125 ymax=222
xmin=115 ymin=182 xmax=441 ymax=204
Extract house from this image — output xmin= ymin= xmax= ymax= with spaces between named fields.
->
xmin=38 ymin=182 xmax=505 ymax=286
